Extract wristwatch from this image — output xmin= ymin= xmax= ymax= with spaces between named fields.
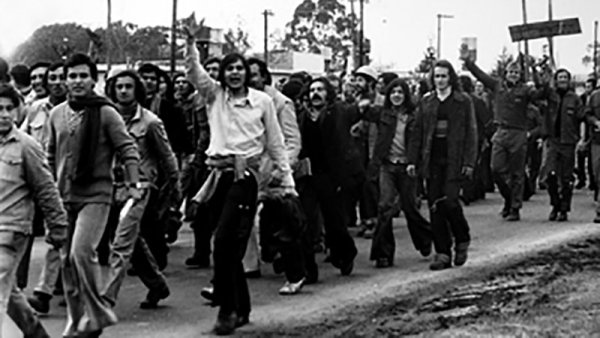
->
xmin=127 ymin=182 xmax=143 ymax=189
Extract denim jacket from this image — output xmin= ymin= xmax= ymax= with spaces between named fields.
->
xmin=0 ymin=126 xmax=67 ymax=234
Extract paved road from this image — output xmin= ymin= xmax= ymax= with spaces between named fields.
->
xmin=4 ymin=189 xmax=600 ymax=337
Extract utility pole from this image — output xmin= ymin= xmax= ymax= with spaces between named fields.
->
xmin=106 ymin=0 xmax=111 ymax=74
xmin=547 ymin=0 xmax=555 ymax=69
xmin=595 ymin=21 xmax=598 ymax=80
xmin=436 ymin=14 xmax=453 ymax=59
xmin=263 ymin=9 xmax=273 ymax=66
xmin=170 ymin=0 xmax=177 ymax=75
xmin=521 ymin=0 xmax=530 ymax=81
xmin=358 ymin=0 xmax=364 ymax=66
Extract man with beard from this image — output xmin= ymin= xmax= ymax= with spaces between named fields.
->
xmin=0 ymin=83 xmax=67 ymax=338
xmin=351 ymin=66 xmax=379 ymax=238
xmin=47 ymin=53 xmax=141 ymax=337
xmin=540 ymin=69 xmax=584 ymax=221
xmin=102 ymin=70 xmax=177 ymax=309
xmin=184 ymin=25 xmax=291 ymax=335
xmin=296 ymin=77 xmax=362 ymax=282
xmin=24 ymin=63 xmax=70 ymax=313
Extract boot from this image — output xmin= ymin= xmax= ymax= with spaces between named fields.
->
xmin=454 ymin=241 xmax=470 ymax=266
xmin=27 ymin=291 xmax=51 ymax=314
xmin=429 ymin=253 xmax=451 ymax=271
xmin=548 ymin=207 xmax=558 ymax=221
xmin=557 ymin=211 xmax=568 ymax=222
xmin=505 ymin=209 xmax=520 ymax=221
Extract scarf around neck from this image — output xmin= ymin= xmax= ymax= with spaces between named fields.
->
xmin=67 ymin=93 xmax=115 ymax=184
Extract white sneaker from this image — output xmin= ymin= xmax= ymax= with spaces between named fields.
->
xmin=278 ymin=278 xmax=305 ymax=295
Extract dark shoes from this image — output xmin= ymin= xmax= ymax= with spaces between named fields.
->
xmin=505 ymin=209 xmax=520 ymax=221
xmin=557 ymin=211 xmax=568 ymax=222
xmin=244 ymin=270 xmax=262 ymax=279
xmin=139 ymin=286 xmax=170 ymax=309
xmin=213 ymin=312 xmax=238 ymax=336
xmin=184 ymin=256 xmax=210 ymax=269
xmin=454 ymin=242 xmax=469 ymax=266
xmin=500 ymin=207 xmax=511 ymax=219
xmin=375 ymin=258 xmax=392 ymax=268
xmin=550 ymin=209 xmax=568 ymax=222
xmin=549 ymin=208 xmax=558 ymax=221
xmin=28 ymin=291 xmax=51 ymax=315
xmin=337 ymin=259 xmax=354 ymax=276
xmin=24 ymin=322 xmax=51 ymax=338
xmin=419 ymin=242 xmax=432 ymax=258
xmin=594 ymin=214 xmax=600 ymax=223
xmin=429 ymin=254 xmax=451 ymax=271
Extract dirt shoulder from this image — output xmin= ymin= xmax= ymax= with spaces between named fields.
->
xmin=249 ymin=236 xmax=600 ymax=337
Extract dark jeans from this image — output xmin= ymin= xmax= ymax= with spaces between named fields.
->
xmin=189 ymin=203 xmax=213 ymax=262
xmin=544 ymin=140 xmax=576 ymax=212
xmin=298 ymin=173 xmax=358 ymax=270
xmin=359 ymin=162 xmax=379 ymax=223
xmin=427 ymin=162 xmax=471 ymax=257
xmin=259 ymin=195 xmax=306 ymax=283
xmin=491 ymin=128 xmax=528 ymax=210
xmin=524 ymin=138 xmax=543 ymax=201
xmin=575 ymin=143 xmax=595 ymax=188
xmin=208 ymin=171 xmax=257 ymax=318
xmin=371 ymin=163 xmax=432 ymax=262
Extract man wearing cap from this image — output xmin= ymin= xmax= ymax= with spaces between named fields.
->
xmin=461 ymin=47 xmax=544 ymax=221
xmin=352 ymin=65 xmax=379 ymax=236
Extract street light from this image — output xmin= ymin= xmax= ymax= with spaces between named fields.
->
xmin=437 ymin=13 xmax=454 ymax=59
xmin=262 ymin=9 xmax=273 ymax=66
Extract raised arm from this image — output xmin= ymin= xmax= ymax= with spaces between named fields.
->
xmin=460 ymin=44 xmax=499 ymax=91
xmin=184 ymin=27 xmax=218 ymax=103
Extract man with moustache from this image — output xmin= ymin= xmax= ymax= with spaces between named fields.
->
xmin=102 ymin=70 xmax=176 ymax=309
xmin=0 ymin=83 xmax=67 ymax=338
xmin=46 ymin=53 xmax=141 ymax=338
xmin=296 ymin=77 xmax=362 ymax=282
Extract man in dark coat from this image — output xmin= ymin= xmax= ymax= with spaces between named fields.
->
xmin=407 ymin=60 xmax=478 ymax=271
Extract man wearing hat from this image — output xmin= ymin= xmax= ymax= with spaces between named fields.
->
xmin=461 ymin=47 xmax=545 ymax=221
xmin=352 ymin=65 xmax=379 ymax=236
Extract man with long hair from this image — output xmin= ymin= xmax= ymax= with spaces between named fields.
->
xmin=184 ymin=25 xmax=291 ymax=335
xmin=407 ymin=60 xmax=477 ymax=270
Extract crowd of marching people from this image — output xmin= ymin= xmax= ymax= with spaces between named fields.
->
xmin=1 ymin=20 xmax=600 ymax=336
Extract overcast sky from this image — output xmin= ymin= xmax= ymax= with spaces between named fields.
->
xmin=0 ymin=0 xmax=597 ymax=75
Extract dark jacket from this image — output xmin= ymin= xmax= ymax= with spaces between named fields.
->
xmin=297 ymin=102 xmax=365 ymax=188
xmin=146 ymin=95 xmax=194 ymax=156
xmin=464 ymin=60 xmax=545 ymax=130
xmin=542 ymin=89 xmax=584 ymax=145
xmin=407 ymin=91 xmax=478 ymax=180
xmin=585 ymin=89 xmax=600 ymax=144
xmin=370 ymin=106 xmax=415 ymax=168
